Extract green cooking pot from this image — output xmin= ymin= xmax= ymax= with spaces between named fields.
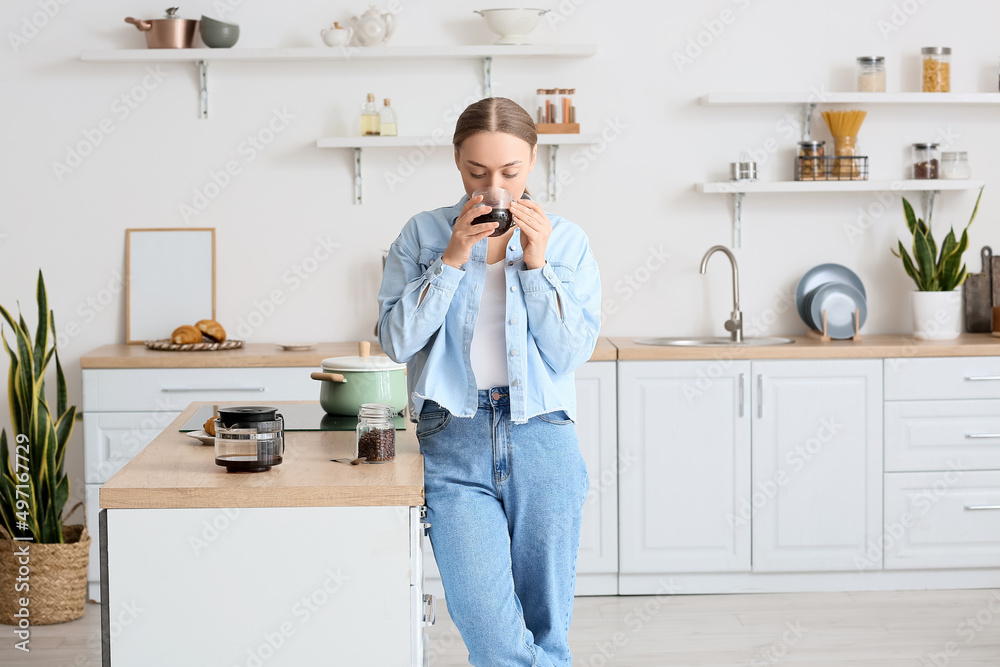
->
xmin=311 ymin=342 xmax=406 ymax=416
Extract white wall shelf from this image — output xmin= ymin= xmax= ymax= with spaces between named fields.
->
xmin=318 ymin=134 xmax=598 ymax=204
xmin=80 ymin=44 xmax=597 ymax=120
xmin=701 ymin=92 xmax=1000 ymax=106
xmin=698 ymin=180 xmax=985 ymax=248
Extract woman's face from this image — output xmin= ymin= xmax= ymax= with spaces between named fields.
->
xmin=454 ymin=131 xmax=537 ymax=200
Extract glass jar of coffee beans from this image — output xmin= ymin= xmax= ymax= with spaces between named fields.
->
xmin=356 ymin=403 xmax=395 ymax=463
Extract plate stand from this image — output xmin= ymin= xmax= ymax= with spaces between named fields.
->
xmin=806 ymin=308 xmax=863 ymax=342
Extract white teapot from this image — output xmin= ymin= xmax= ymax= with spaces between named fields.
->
xmin=321 ymin=21 xmax=354 ymax=47
xmin=350 ymin=5 xmax=396 ymax=47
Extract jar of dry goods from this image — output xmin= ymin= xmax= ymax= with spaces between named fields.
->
xmin=356 ymin=403 xmax=395 ymax=463
xmin=921 ymin=47 xmax=951 ymax=92
xmin=856 ymin=56 xmax=886 ymax=92
xmin=939 ymin=151 xmax=970 ymax=179
xmin=912 ymin=143 xmax=941 ymax=179
xmin=797 ymin=140 xmax=826 ymax=180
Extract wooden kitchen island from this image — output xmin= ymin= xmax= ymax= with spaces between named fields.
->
xmin=99 ymin=400 xmax=430 ymax=667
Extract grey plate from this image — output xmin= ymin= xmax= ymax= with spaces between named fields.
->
xmin=809 ymin=282 xmax=867 ymax=338
xmin=795 ymin=263 xmax=867 ymax=326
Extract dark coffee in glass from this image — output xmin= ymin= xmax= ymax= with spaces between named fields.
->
xmin=471 ymin=187 xmax=513 ymax=238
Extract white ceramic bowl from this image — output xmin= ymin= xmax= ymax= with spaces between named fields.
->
xmin=475 ymin=8 xmax=549 ymax=45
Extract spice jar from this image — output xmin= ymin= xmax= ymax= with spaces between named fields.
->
xmin=912 ymin=143 xmax=941 ymax=179
xmin=856 ymin=56 xmax=886 ymax=92
xmin=536 ymin=88 xmax=546 ymax=124
xmin=939 ymin=151 xmax=970 ymax=179
xmin=921 ymin=47 xmax=951 ymax=92
xmin=356 ymin=403 xmax=395 ymax=463
xmin=565 ymin=88 xmax=576 ymax=123
xmin=797 ymin=140 xmax=826 ymax=180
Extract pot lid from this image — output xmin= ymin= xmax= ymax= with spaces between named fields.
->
xmin=321 ymin=355 xmax=405 ymax=372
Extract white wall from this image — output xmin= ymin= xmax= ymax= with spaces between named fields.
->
xmin=2 ymin=1 xmax=998 ymax=519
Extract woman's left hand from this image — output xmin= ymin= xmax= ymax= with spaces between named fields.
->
xmin=511 ymin=198 xmax=551 ymax=270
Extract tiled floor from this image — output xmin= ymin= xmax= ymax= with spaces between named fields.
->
xmin=3 ymin=589 xmax=998 ymax=665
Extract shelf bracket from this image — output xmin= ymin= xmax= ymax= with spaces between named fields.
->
xmin=547 ymin=144 xmax=559 ymax=201
xmin=197 ymin=60 xmax=209 ymax=119
xmin=483 ymin=56 xmax=493 ymax=98
xmin=354 ymin=147 xmax=363 ymax=205
xmin=732 ymin=191 xmax=744 ymax=248
xmin=800 ymin=102 xmax=817 ymax=142
xmin=922 ymin=189 xmax=939 ymax=225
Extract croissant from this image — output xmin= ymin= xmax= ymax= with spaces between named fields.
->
xmin=171 ymin=325 xmax=202 ymax=345
xmin=195 ymin=319 xmax=227 ymax=343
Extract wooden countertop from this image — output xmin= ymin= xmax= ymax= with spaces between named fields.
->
xmin=99 ymin=401 xmax=424 ymax=510
xmin=82 ymin=337 xmax=618 ymax=368
xmin=611 ymin=333 xmax=1000 ymax=361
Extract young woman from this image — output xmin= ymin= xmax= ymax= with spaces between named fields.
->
xmin=377 ymin=97 xmax=601 ymax=666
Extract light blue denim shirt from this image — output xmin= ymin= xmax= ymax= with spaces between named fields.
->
xmin=378 ymin=195 xmax=601 ymax=424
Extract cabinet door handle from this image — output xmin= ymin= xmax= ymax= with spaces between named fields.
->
xmin=965 ymin=505 xmax=1000 ymax=511
xmin=757 ymin=374 xmax=763 ymax=419
xmin=161 ymin=386 xmax=266 ymax=393
xmin=964 ymin=376 xmax=1000 ymax=382
xmin=965 ymin=433 xmax=1000 ymax=439
xmin=738 ymin=373 xmax=745 ymax=418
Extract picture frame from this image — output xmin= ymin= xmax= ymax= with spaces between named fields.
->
xmin=125 ymin=228 xmax=216 ymax=344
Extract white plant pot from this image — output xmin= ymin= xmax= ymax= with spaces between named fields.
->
xmin=910 ymin=289 xmax=963 ymax=340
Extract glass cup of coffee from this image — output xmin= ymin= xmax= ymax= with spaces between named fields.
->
xmin=471 ymin=187 xmax=514 ymax=237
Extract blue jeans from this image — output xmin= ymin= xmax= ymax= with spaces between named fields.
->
xmin=418 ymin=387 xmax=589 ymax=667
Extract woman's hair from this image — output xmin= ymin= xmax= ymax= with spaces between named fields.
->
xmin=452 ymin=97 xmax=538 ymax=151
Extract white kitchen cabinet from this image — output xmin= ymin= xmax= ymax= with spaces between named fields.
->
xmin=423 ymin=361 xmax=620 ymax=598
xmin=885 ymin=399 xmax=1000 ymax=472
xmin=618 ymin=360 xmax=752 ymax=576
xmin=84 ymin=411 xmax=182 ymax=484
xmin=751 ymin=360 xmax=883 ymax=572
xmin=884 ymin=470 xmax=1000 ymax=570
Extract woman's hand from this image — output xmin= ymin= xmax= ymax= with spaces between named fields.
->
xmin=511 ymin=199 xmax=551 ymax=270
xmin=441 ymin=195 xmax=498 ymax=269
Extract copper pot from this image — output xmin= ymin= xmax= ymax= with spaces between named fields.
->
xmin=125 ymin=7 xmax=198 ymax=49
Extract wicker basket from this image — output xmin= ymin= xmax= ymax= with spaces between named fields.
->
xmin=0 ymin=525 xmax=90 ymax=625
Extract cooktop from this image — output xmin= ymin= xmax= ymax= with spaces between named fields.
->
xmin=180 ymin=403 xmax=407 ymax=432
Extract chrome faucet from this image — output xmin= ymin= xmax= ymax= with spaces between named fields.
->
xmin=699 ymin=245 xmax=743 ymax=343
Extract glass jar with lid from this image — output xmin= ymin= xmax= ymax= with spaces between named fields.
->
xmin=856 ymin=56 xmax=886 ymax=92
xmin=912 ymin=143 xmax=941 ymax=179
xmin=797 ymin=140 xmax=826 ymax=180
xmin=939 ymin=151 xmax=970 ymax=179
xmin=921 ymin=47 xmax=951 ymax=92
xmin=356 ymin=403 xmax=395 ymax=463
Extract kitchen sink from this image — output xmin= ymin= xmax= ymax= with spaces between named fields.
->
xmin=635 ymin=336 xmax=795 ymax=347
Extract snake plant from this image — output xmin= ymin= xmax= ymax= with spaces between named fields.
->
xmin=892 ymin=187 xmax=982 ymax=291
xmin=0 ymin=271 xmax=76 ymax=543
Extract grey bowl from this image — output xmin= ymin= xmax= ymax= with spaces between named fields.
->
xmin=200 ymin=15 xmax=240 ymax=48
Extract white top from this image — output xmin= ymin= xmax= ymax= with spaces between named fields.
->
xmin=470 ymin=260 xmax=510 ymax=390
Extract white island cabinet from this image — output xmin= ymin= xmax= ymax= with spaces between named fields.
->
xmin=99 ymin=401 xmax=432 ymax=667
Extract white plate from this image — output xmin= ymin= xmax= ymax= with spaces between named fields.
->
xmin=277 ymin=343 xmax=315 ymax=351
xmin=185 ymin=430 xmax=216 ymax=446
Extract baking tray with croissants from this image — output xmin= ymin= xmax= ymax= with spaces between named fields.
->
xmin=145 ymin=319 xmax=243 ymax=351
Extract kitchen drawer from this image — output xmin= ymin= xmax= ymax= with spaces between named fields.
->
xmin=84 ymin=411 xmax=181 ymax=483
xmin=82 ymin=367 xmax=315 ymax=412
xmin=884 ymin=470 xmax=1000 ymax=570
xmin=884 ymin=356 xmax=1000 ymax=401
xmin=885 ymin=400 xmax=1000 ymax=472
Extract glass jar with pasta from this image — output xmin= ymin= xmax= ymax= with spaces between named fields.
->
xmin=921 ymin=47 xmax=951 ymax=92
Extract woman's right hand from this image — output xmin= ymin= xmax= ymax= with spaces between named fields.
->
xmin=441 ymin=195 xmax=497 ymax=268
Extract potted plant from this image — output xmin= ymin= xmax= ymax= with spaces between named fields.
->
xmin=0 ymin=271 xmax=88 ymax=626
xmin=892 ymin=189 xmax=982 ymax=340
